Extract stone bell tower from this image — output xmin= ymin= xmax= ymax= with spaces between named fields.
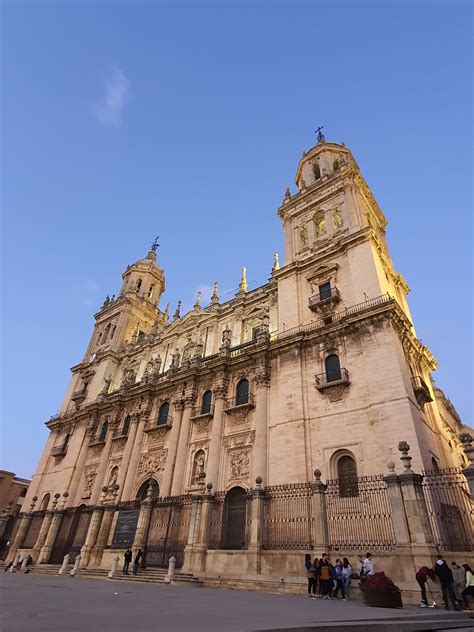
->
xmin=276 ymin=130 xmax=414 ymax=333
xmin=59 ymin=241 xmax=168 ymax=414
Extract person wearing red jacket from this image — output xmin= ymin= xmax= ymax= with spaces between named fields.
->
xmin=415 ymin=565 xmax=436 ymax=607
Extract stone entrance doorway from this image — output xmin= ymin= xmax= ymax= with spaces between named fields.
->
xmin=222 ymin=487 xmax=248 ymax=549
xmin=143 ymin=497 xmax=192 ymax=569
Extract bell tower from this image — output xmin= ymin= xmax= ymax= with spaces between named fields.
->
xmin=59 ymin=241 xmax=168 ymax=413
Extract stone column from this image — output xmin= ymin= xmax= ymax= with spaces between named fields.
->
xmin=0 ymin=513 xmax=12 ymax=543
xmin=383 ymin=461 xmax=410 ymax=546
xmin=160 ymin=400 xmax=185 ymax=497
xmin=116 ymin=416 xmax=141 ymax=502
xmin=69 ymin=426 xmax=92 ymax=505
xmin=37 ymin=493 xmax=68 ymax=564
xmin=181 ymin=493 xmax=203 ymax=573
xmin=89 ymin=502 xmax=116 ymax=567
xmin=397 ymin=442 xmax=434 ymax=549
xmin=459 ymin=433 xmax=474 ymax=497
xmin=247 ymin=477 xmax=265 ymax=575
xmin=131 ymin=484 xmax=154 ymax=556
xmin=6 ymin=496 xmax=38 ymax=563
xmin=90 ymin=431 xmax=115 ymax=505
xmin=32 ymin=510 xmax=54 ymax=561
xmin=206 ymin=379 xmax=228 ymax=490
xmin=170 ymin=393 xmax=196 ymax=497
xmin=253 ymin=363 xmax=270 ymax=487
xmin=311 ymin=469 xmax=329 ymax=551
xmin=120 ymin=416 xmax=146 ymax=501
xmin=80 ymin=502 xmax=105 ymax=567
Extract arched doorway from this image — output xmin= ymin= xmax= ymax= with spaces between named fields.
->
xmin=49 ymin=504 xmax=92 ymax=563
xmin=136 ymin=478 xmax=159 ymax=501
xmin=222 ymin=487 xmax=248 ymax=549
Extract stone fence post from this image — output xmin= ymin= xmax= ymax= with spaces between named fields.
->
xmin=70 ymin=554 xmax=82 ymax=577
xmin=132 ymin=482 xmax=154 ymax=559
xmin=58 ymin=553 xmax=70 ymax=575
xmin=108 ymin=555 xmax=119 ymax=579
xmin=383 ymin=461 xmax=410 ymax=546
xmin=164 ymin=555 xmax=176 ymax=583
xmin=81 ymin=504 xmax=105 ymax=567
xmin=248 ymin=477 xmax=265 ymax=573
xmin=6 ymin=496 xmax=38 ymax=563
xmin=311 ymin=469 xmax=328 ymax=551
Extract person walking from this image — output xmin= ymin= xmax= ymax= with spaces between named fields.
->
xmin=133 ymin=549 xmax=143 ymax=576
xmin=461 ymin=564 xmax=474 ymax=611
xmin=434 ymin=555 xmax=459 ymax=610
xmin=304 ymin=554 xmax=316 ymax=597
xmin=362 ymin=552 xmax=375 ymax=576
xmin=123 ymin=548 xmax=132 ymax=575
xmin=341 ymin=557 xmax=352 ymax=601
xmin=415 ymin=565 xmax=437 ymax=607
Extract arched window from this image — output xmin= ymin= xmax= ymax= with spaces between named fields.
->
xmin=136 ymin=478 xmax=159 ymax=501
xmin=235 ymin=378 xmax=249 ymax=406
xmin=122 ymin=415 xmax=131 ymax=436
xmin=110 ymin=324 xmax=116 ymax=340
xmin=337 ymin=455 xmax=358 ymax=497
xmin=222 ymin=487 xmax=248 ymax=549
xmin=40 ymin=493 xmax=50 ymax=511
xmin=313 ymin=163 xmax=321 ymax=180
xmin=98 ymin=420 xmax=109 ymax=443
xmin=431 ymin=457 xmax=440 ymax=473
xmin=62 ymin=433 xmax=70 ymax=449
xmin=136 ymin=278 xmax=142 ymax=293
xmin=191 ymin=450 xmax=206 ymax=486
xmin=102 ymin=323 xmax=111 ymax=344
xmin=147 ymin=285 xmax=154 ymax=300
xmin=108 ymin=466 xmax=119 ymax=487
xmin=314 ymin=211 xmax=326 ymax=238
xmin=333 ymin=158 xmax=340 ymax=171
xmin=157 ymin=402 xmax=170 ymax=426
xmin=201 ymin=390 xmax=212 ymax=415
xmin=19 ymin=487 xmax=27 ymax=498
xmin=325 ymin=354 xmax=342 ymax=382
xmin=97 ymin=331 xmax=103 ymax=346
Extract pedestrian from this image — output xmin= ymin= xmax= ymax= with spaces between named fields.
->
xmin=461 ymin=564 xmax=474 ymax=611
xmin=304 ymin=554 xmax=316 ymax=597
xmin=415 ymin=565 xmax=437 ymax=607
xmin=133 ymin=549 xmax=143 ymax=576
xmin=451 ymin=562 xmax=465 ymax=608
xmin=341 ymin=557 xmax=352 ymax=601
xmin=434 ymin=555 xmax=459 ymax=610
xmin=333 ymin=559 xmax=344 ymax=600
xmin=123 ymin=548 xmax=132 ymax=575
xmin=312 ymin=557 xmax=321 ymax=597
xmin=362 ymin=552 xmax=375 ymax=576
xmin=319 ymin=554 xmax=332 ymax=599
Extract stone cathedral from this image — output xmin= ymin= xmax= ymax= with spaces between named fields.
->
xmin=5 ymin=134 xmax=472 ymax=591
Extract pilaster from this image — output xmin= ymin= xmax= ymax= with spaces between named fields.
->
xmin=160 ymin=399 xmax=185 ymax=497
xmin=311 ymin=469 xmax=329 ymax=551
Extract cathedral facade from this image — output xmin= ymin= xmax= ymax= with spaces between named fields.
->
xmin=4 ymin=135 xmax=472 ymax=589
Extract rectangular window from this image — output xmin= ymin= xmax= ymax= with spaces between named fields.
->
xmin=319 ymin=282 xmax=331 ymax=301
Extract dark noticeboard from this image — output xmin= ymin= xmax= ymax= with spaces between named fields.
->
xmin=111 ymin=510 xmax=140 ymax=548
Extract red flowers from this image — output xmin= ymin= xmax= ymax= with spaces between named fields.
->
xmin=364 ymin=572 xmax=401 ymax=593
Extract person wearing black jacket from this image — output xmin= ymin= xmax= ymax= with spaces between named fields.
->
xmin=123 ymin=548 xmax=132 ymax=575
xmin=434 ymin=555 xmax=459 ymax=610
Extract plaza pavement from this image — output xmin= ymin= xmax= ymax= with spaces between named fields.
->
xmin=0 ymin=573 xmax=472 ymax=632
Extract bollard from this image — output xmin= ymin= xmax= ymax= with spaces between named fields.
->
xmin=10 ymin=553 xmax=21 ymax=573
xmin=108 ymin=555 xmax=120 ymax=579
xmin=58 ymin=553 xmax=70 ymax=575
xmin=20 ymin=557 xmax=29 ymax=572
xmin=69 ymin=554 xmax=81 ymax=577
xmin=164 ymin=555 xmax=176 ymax=584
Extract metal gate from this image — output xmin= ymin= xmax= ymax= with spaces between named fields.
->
xmin=49 ymin=505 xmax=91 ymax=563
xmin=22 ymin=511 xmax=45 ymax=549
xmin=144 ymin=496 xmax=192 ymax=568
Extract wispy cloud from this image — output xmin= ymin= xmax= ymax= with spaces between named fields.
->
xmin=90 ymin=67 xmax=131 ymax=128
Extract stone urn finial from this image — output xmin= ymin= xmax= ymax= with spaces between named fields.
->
xmin=398 ymin=441 xmax=412 ymax=472
xmin=386 ymin=460 xmax=396 ymax=474
xmin=206 ymin=482 xmax=213 ymax=494
xmin=459 ymin=433 xmax=474 ymax=466
xmin=255 ymin=476 xmax=263 ymax=489
xmin=313 ymin=469 xmax=321 ymax=482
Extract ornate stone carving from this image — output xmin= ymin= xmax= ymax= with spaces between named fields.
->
xmin=112 ymin=437 xmax=127 ymax=453
xmin=137 ymin=449 xmax=167 ymax=478
xmin=146 ymin=426 xmax=168 ymax=446
xmin=229 ymin=407 xmax=250 ymax=425
xmin=223 ymin=431 xmax=254 ymax=449
xmin=326 ymin=385 xmax=346 ymax=402
xmin=195 ymin=417 xmax=211 ymax=433
xmin=229 ymin=448 xmax=251 ymax=481
xmin=82 ymin=464 xmax=98 ymax=498
xmin=89 ymin=443 xmax=104 ymax=458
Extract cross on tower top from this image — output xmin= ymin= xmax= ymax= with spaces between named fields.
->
xmin=315 ymin=126 xmax=325 ymax=143
xmin=151 ymin=236 xmax=160 ymax=252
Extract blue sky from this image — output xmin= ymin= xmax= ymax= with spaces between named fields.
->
xmin=1 ymin=1 xmax=472 ymax=478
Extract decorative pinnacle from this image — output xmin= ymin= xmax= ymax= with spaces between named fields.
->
xmin=173 ymin=300 xmax=181 ymax=321
xmin=398 ymin=441 xmax=412 ymax=472
xmin=459 ymin=433 xmax=474 ymax=466
xmin=163 ymin=303 xmax=170 ymax=321
xmin=284 ymin=186 xmax=291 ymax=201
xmin=151 ymin=236 xmax=160 ymax=252
xmin=211 ymin=281 xmax=219 ymax=304
xmin=239 ymin=266 xmax=248 ymax=293
xmin=272 ymin=252 xmax=280 ymax=272
xmin=194 ymin=290 xmax=202 ymax=309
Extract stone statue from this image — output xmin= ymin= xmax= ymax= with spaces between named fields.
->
xmin=299 ymin=224 xmax=308 ymax=246
xmin=170 ymin=349 xmax=181 ymax=371
xmin=101 ymin=375 xmax=112 ymax=395
xmin=222 ymin=326 xmax=232 ymax=347
xmin=260 ymin=307 xmax=270 ymax=330
xmin=333 ymin=208 xmax=343 ymax=230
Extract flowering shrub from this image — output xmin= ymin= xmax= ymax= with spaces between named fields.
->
xmin=364 ymin=572 xmax=400 ymax=593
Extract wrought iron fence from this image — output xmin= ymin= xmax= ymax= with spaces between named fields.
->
xmin=262 ymin=483 xmax=314 ymax=550
xmin=422 ymin=468 xmax=473 ymax=551
xmin=143 ymin=495 xmax=193 ymax=568
xmin=326 ymin=475 xmax=396 ymax=551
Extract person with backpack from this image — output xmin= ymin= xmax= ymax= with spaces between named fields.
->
xmin=133 ymin=549 xmax=143 ymax=576
xmin=434 ymin=555 xmax=459 ymax=610
xmin=333 ymin=559 xmax=344 ymax=600
xmin=415 ymin=565 xmax=437 ymax=607
xmin=304 ymin=554 xmax=316 ymax=597
xmin=313 ymin=557 xmax=321 ymax=597
xmin=123 ymin=548 xmax=132 ymax=575
xmin=319 ymin=554 xmax=332 ymax=599
xmin=341 ymin=557 xmax=353 ymax=601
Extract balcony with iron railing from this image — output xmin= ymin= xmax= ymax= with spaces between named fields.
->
xmin=411 ymin=376 xmax=433 ymax=406
xmin=223 ymin=393 xmax=255 ymax=412
xmin=144 ymin=416 xmax=174 ymax=432
xmin=315 ymin=368 xmax=350 ymax=391
xmin=191 ymin=404 xmax=215 ymax=420
xmin=308 ymin=286 xmax=341 ymax=312
xmin=51 ymin=444 xmax=68 ymax=457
